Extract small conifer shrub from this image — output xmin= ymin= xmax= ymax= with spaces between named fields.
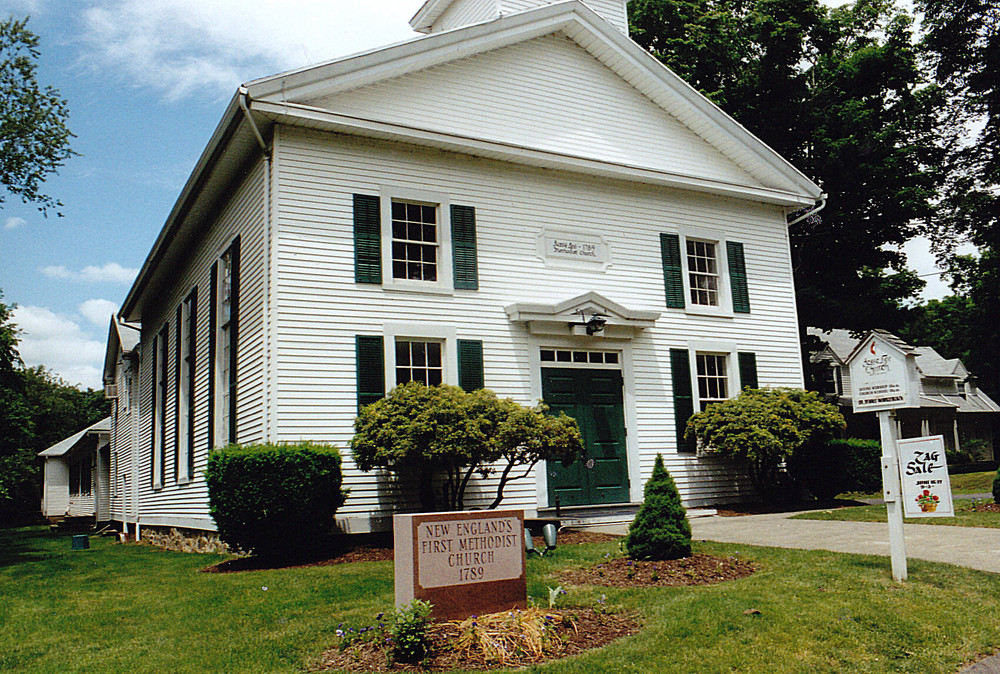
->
xmin=625 ymin=454 xmax=691 ymax=560
xmin=993 ymin=464 xmax=1000 ymax=505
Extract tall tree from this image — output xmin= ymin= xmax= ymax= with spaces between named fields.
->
xmin=0 ymin=291 xmax=110 ymax=522
xmin=0 ymin=16 xmax=75 ymax=214
xmin=629 ymin=0 xmax=945 ymax=332
xmin=910 ymin=1 xmax=1000 ymax=397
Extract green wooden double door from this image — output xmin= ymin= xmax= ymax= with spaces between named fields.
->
xmin=542 ymin=367 xmax=629 ymax=507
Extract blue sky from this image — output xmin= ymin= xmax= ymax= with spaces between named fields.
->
xmin=0 ymin=0 xmax=951 ymax=389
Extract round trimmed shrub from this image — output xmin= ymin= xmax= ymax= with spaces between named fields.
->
xmin=206 ymin=442 xmax=347 ymax=559
xmin=993 ymin=465 xmax=1000 ymax=504
xmin=625 ymin=454 xmax=691 ymax=560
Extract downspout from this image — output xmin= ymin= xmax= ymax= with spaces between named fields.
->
xmin=787 ymin=194 xmax=827 ymax=226
xmin=238 ymin=87 xmax=274 ymax=442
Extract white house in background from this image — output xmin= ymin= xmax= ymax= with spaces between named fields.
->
xmin=808 ymin=328 xmax=1000 ymax=459
xmin=102 ymin=0 xmax=824 ymax=539
xmin=39 ymin=417 xmax=111 ymax=522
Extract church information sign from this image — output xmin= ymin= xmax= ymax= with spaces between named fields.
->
xmin=394 ymin=509 xmax=526 ymax=620
xmin=897 ymin=435 xmax=954 ymax=518
xmin=848 ymin=334 xmax=919 ymax=412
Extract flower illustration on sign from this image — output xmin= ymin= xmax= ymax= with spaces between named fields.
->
xmin=915 ymin=489 xmax=940 ymax=512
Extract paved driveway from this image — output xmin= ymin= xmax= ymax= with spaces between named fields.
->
xmin=690 ymin=510 xmax=1000 ymax=574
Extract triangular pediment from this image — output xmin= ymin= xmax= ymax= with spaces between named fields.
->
xmin=506 ymin=291 xmax=659 ymax=338
xmin=305 ymin=32 xmax=763 ymax=189
xmin=246 ymin=2 xmax=821 ymax=205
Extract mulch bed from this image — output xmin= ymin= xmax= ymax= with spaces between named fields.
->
xmin=558 ymin=552 xmax=756 ymax=588
xmin=202 ymin=529 xmax=621 ymax=573
xmin=311 ymin=608 xmax=642 ymax=672
xmin=971 ymin=501 xmax=1000 ymax=513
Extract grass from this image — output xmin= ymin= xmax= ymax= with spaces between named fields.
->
xmin=4 ymin=526 xmax=1000 ymax=673
xmin=793 ymin=498 xmax=1000 ymax=528
xmin=839 ymin=470 xmax=996 ymax=501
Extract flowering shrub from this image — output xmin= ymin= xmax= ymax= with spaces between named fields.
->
xmin=336 ymin=600 xmax=433 ymax=664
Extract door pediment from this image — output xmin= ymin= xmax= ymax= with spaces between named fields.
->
xmin=505 ymin=291 xmax=659 ymax=339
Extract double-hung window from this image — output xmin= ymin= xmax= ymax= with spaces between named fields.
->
xmin=695 ymin=353 xmax=729 ymax=411
xmin=391 ymin=201 xmax=439 ymax=282
xmin=395 ymin=339 xmax=444 ymax=386
xmin=152 ymin=324 xmax=168 ymax=488
xmin=660 ymin=229 xmax=750 ymax=315
xmin=353 ymin=190 xmax=478 ymax=291
xmin=176 ymin=289 xmax=196 ymax=482
xmin=686 ymin=239 xmax=720 ymax=307
xmin=671 ymin=347 xmax=758 ymax=452
xmin=210 ymin=239 xmax=239 ymax=449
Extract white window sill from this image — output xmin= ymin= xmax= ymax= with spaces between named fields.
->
xmin=682 ymin=304 xmax=733 ymax=318
xmin=383 ymin=281 xmax=454 ymax=297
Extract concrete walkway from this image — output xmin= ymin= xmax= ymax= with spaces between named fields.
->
xmin=687 ymin=509 xmax=1000 ymax=574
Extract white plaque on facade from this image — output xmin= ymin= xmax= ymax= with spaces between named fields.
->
xmin=537 ymin=229 xmax=610 ymax=269
xmin=897 ymin=435 xmax=954 ymax=518
xmin=846 ymin=332 xmax=919 ymax=412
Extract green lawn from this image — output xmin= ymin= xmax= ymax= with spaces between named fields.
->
xmin=4 ymin=526 xmax=1000 ymax=673
xmin=840 ymin=470 xmax=995 ymax=501
xmin=793 ymin=498 xmax=1000 ymax=528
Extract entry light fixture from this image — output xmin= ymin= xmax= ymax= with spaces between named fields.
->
xmin=575 ymin=309 xmax=607 ymax=335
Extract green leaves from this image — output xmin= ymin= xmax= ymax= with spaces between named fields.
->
xmin=685 ymin=388 xmax=845 ymax=500
xmin=0 ymin=17 xmax=75 ymax=214
xmin=350 ymin=383 xmax=583 ymax=511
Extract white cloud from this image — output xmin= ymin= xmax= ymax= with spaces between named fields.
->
xmin=4 ymin=217 xmax=26 ymax=230
xmin=40 ymin=262 xmax=138 ymax=284
xmin=12 ymin=305 xmax=105 ymax=389
xmin=79 ymin=298 xmax=120 ymax=327
xmin=78 ymin=0 xmax=423 ymax=102
xmin=901 ymin=236 xmax=978 ymax=302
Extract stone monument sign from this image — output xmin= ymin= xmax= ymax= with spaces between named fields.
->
xmin=394 ymin=509 xmax=527 ymax=620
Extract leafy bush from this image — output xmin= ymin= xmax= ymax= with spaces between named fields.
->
xmin=388 ymin=599 xmax=433 ymax=663
xmin=685 ymin=388 xmax=845 ymax=501
xmin=960 ymin=437 xmax=991 ymax=462
xmin=625 ymin=454 xmax=691 ymax=560
xmin=788 ymin=437 xmax=882 ymax=499
xmin=205 ymin=442 xmax=347 ymax=559
xmin=993 ymin=465 xmax=1000 ymax=505
xmin=352 ymin=383 xmax=582 ymax=511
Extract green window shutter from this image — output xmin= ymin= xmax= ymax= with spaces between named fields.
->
xmin=356 ymin=335 xmax=385 ymax=410
xmin=738 ymin=352 xmax=758 ymax=390
xmin=451 ymin=204 xmax=478 ymax=290
xmin=670 ymin=348 xmax=696 ymax=453
xmin=660 ymin=233 xmax=685 ymax=309
xmin=354 ymin=194 xmax=382 ymax=284
xmin=457 ymin=339 xmax=484 ymax=391
xmin=727 ymin=241 xmax=750 ymax=313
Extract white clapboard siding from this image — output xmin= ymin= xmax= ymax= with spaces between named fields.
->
xmin=504 ymin=0 xmax=627 ymax=33
xmin=132 ymin=160 xmax=268 ymax=531
xmin=42 ymin=460 xmax=69 ymax=517
xmin=271 ymin=125 xmax=802 ymax=525
xmin=431 ymin=0 xmax=499 ymax=33
xmin=311 ymin=34 xmax=763 ymax=190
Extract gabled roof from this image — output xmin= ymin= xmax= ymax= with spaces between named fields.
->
xmin=103 ymin=318 xmax=140 ymax=385
xmin=244 ymin=1 xmax=820 ymax=205
xmin=38 ymin=417 xmax=111 ymax=458
xmin=121 ymin=0 xmax=821 ymax=322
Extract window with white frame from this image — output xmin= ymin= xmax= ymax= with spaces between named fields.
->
xmin=391 ymin=201 xmax=439 ymax=282
xmin=696 ymin=353 xmax=729 ymax=410
xmin=395 ymin=339 xmax=444 ymax=386
xmin=212 ymin=241 xmax=237 ymax=448
xmin=177 ymin=290 xmax=196 ymax=481
xmin=686 ymin=239 xmax=720 ymax=306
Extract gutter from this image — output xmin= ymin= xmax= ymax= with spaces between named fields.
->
xmin=238 ymin=89 xmax=274 ymax=442
xmin=787 ymin=194 xmax=827 ymax=226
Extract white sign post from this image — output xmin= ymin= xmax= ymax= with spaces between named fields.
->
xmin=846 ymin=332 xmax=921 ymax=582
